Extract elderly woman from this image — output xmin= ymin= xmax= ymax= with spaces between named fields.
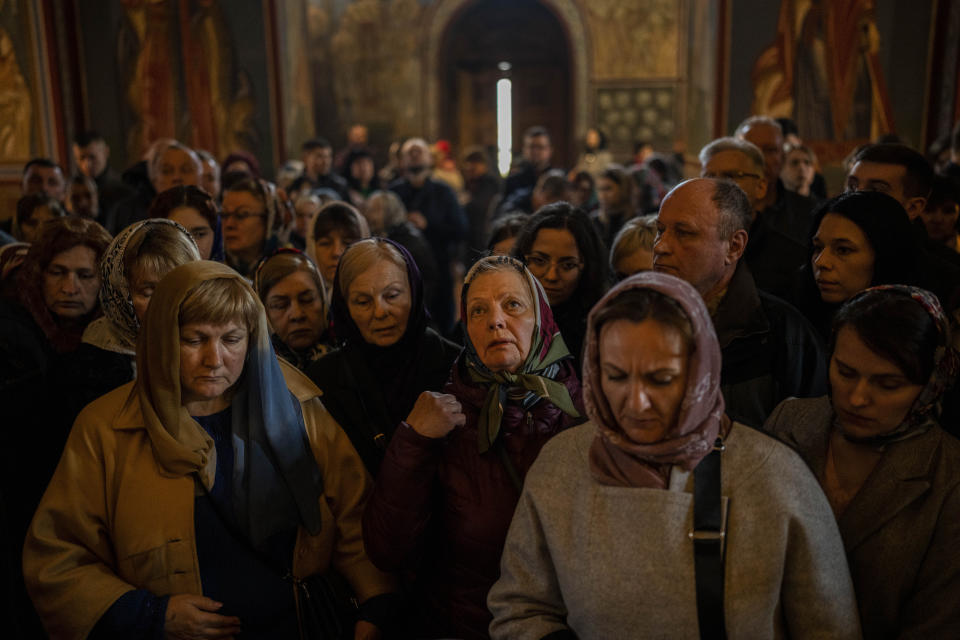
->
xmin=109 ymin=139 xmax=201 ymax=234
xmin=23 ymin=261 xmax=395 ymax=639
xmin=511 ymin=202 xmax=610 ymax=370
xmin=148 ymin=184 xmax=224 ymax=261
xmin=488 ymin=271 xmax=861 ymax=639
xmin=222 ymin=177 xmax=290 ymax=278
xmin=61 ymin=219 xmax=201 ymax=425
xmin=0 ymin=217 xmax=111 ymax=639
xmin=796 ymin=190 xmax=920 ymax=339
xmin=307 ymin=238 xmax=460 ymax=474
xmin=363 ymin=255 xmax=585 ymax=640
xmin=307 ymin=201 xmax=371 ymax=290
xmin=610 ymin=213 xmax=657 ymax=280
xmin=254 ymin=248 xmax=332 ymax=371
xmin=765 ymin=286 xmax=960 ymax=638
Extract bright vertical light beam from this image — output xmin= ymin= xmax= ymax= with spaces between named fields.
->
xmin=497 ymin=77 xmax=512 ymax=177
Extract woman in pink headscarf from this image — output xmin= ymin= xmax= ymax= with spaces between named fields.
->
xmin=488 ymin=270 xmax=862 ymax=639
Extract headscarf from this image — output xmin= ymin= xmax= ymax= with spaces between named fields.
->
xmin=327 ymin=238 xmax=434 ymax=428
xmin=83 ymin=219 xmax=199 ymax=356
xmin=460 ymin=255 xmax=580 ymax=454
xmin=330 ymin=237 xmax=426 ymax=351
xmin=224 ymin=178 xmax=290 ymax=277
xmin=833 ymin=284 xmax=959 ymax=446
xmin=585 ymin=271 xmax=726 ymax=489
xmin=137 ymin=260 xmax=323 ymax=548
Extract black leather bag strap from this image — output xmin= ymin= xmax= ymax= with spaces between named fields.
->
xmin=691 ymin=437 xmax=727 ymax=640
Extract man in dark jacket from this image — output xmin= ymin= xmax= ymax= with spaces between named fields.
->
xmin=736 ymin=116 xmax=818 ymax=245
xmin=390 ymin=138 xmax=468 ymax=333
xmin=72 ymin=130 xmax=134 ymax=217
xmin=501 ymin=126 xmax=554 ymax=206
xmin=653 ymin=178 xmax=827 ymax=428
xmin=298 ymin=137 xmax=350 ymax=200
xmin=700 ymin=136 xmax=808 ymax=300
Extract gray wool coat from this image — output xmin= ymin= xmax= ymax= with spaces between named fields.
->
xmin=765 ymin=396 xmax=960 ymax=640
xmin=488 ymin=421 xmax=861 ymax=639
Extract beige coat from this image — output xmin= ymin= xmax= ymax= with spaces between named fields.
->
xmin=765 ymin=396 xmax=960 ymax=639
xmin=22 ymin=361 xmax=394 ymax=640
xmin=488 ymin=421 xmax=861 ymax=639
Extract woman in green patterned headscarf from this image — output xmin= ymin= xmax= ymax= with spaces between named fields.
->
xmin=363 ymin=255 xmax=584 ymax=640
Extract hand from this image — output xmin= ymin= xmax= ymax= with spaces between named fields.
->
xmin=408 ymin=211 xmax=428 ymax=230
xmin=354 ymin=619 xmax=382 ymax=640
xmin=405 ymin=391 xmax=465 ymax=439
xmin=164 ymin=594 xmax=241 ymax=639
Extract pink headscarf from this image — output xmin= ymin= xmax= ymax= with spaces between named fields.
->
xmin=585 ymin=271 xmax=727 ymax=488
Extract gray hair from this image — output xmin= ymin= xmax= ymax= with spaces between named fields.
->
xmin=147 ymin=139 xmax=200 ymax=184
xmin=698 ymin=137 xmax=765 ymax=173
xmin=367 ymin=190 xmax=407 ymax=229
xmin=734 ymin=115 xmax=783 ymax=139
xmin=710 ymin=179 xmax=752 ymax=240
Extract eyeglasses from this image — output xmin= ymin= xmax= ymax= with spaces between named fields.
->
xmin=221 ymin=210 xmax=267 ymax=223
xmin=702 ymin=170 xmax=763 ymax=181
xmin=525 ymin=254 xmax=583 ymax=275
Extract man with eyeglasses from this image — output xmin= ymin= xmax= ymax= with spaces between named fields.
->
xmin=736 ymin=116 xmax=817 ymax=246
xmin=700 ymin=137 xmax=807 ymax=299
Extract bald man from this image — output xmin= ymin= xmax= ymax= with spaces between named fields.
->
xmin=654 ymin=178 xmax=827 ymax=427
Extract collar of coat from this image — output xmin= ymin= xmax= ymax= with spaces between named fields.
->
xmin=711 ymin=261 xmax=770 ymax=349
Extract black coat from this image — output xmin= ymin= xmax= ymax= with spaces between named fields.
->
xmin=713 ymin=262 xmax=828 ymax=428
xmin=307 ymin=327 xmax=461 ymax=475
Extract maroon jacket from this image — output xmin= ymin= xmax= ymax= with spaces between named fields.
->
xmin=362 ymin=355 xmax=584 ymax=639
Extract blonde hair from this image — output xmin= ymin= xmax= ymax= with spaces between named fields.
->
xmin=124 ymin=222 xmax=201 ymax=283
xmin=179 ymin=277 xmax=261 ymax=338
xmin=610 ymin=214 xmax=658 ymax=272
xmin=338 ymin=238 xmax=407 ymax=295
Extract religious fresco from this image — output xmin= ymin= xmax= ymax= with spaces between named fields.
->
xmin=0 ymin=0 xmax=46 ymax=164
xmin=751 ymin=0 xmax=895 ymax=143
xmin=583 ymin=0 xmax=680 ymax=81
xmin=117 ymin=0 xmax=256 ymax=163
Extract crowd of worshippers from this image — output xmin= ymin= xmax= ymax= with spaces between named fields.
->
xmin=1 ymin=114 xmax=959 ymax=639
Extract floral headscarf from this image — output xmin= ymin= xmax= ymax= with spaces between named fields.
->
xmin=834 ymin=284 xmax=959 ymax=445
xmin=460 ymin=255 xmax=580 ymax=453
xmin=137 ymin=260 xmax=323 ymax=547
xmin=83 ymin=219 xmax=199 ymax=356
xmin=585 ymin=271 xmax=726 ymax=489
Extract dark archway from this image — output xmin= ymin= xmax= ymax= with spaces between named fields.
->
xmin=438 ymin=0 xmax=573 ymax=168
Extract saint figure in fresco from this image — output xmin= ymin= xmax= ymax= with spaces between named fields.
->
xmin=752 ymin=0 xmax=895 ymax=141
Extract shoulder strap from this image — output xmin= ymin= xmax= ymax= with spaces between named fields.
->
xmin=691 ymin=437 xmax=727 ymax=640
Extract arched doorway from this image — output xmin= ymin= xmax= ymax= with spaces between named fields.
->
xmin=437 ymin=0 xmax=573 ymax=168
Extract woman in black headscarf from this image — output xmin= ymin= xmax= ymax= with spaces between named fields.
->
xmin=307 ymin=238 xmax=461 ymax=474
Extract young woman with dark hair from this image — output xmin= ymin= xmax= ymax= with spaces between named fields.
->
xmin=766 ymin=286 xmax=960 ymax=638
xmin=795 ymin=190 xmax=921 ymax=338
xmin=511 ymin=202 xmax=610 ymax=369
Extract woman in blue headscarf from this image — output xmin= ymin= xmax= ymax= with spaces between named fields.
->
xmin=23 ymin=260 xmax=394 ymax=639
